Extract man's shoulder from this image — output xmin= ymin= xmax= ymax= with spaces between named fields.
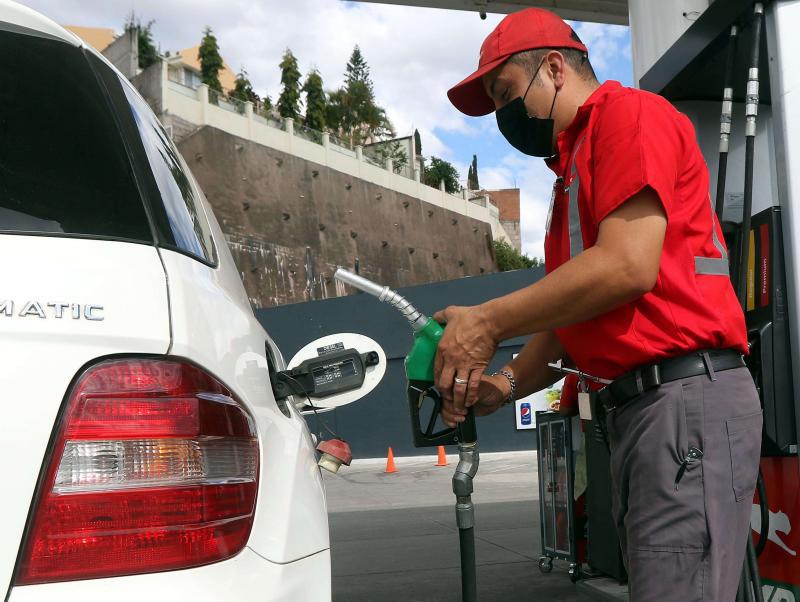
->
xmin=593 ymin=84 xmax=685 ymax=135
xmin=598 ymin=84 xmax=675 ymax=115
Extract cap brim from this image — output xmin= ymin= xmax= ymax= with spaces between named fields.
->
xmin=447 ymin=55 xmax=508 ymax=117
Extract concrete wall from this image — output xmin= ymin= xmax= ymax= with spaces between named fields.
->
xmin=102 ymin=28 xmax=137 ymax=79
xmin=154 ymin=75 xmax=511 ymax=244
xmin=178 ymin=126 xmax=499 ymax=308
xmin=130 ymin=61 xmax=165 ymax=115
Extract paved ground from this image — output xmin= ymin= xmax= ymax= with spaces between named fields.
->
xmin=325 ymin=451 xmax=597 ymax=602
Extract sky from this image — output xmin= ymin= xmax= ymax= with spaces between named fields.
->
xmin=20 ymin=0 xmax=633 ymax=258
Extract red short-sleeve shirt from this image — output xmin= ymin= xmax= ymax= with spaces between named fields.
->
xmin=543 ymin=81 xmax=747 ymax=380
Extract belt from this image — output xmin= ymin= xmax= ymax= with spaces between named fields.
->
xmin=594 ymin=348 xmax=746 ymax=411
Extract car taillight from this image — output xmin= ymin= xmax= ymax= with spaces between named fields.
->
xmin=16 ymin=358 xmax=259 ymax=585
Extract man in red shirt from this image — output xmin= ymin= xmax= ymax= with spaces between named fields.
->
xmin=435 ymin=8 xmax=762 ymax=600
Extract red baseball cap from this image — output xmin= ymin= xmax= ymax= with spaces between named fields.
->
xmin=448 ymin=8 xmax=588 ymax=117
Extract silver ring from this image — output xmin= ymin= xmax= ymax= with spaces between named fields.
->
xmin=454 ymin=377 xmax=469 ymax=385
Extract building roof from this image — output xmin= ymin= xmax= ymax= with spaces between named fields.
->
xmin=176 ymin=45 xmax=238 ymax=92
xmin=63 ymin=25 xmax=115 ymax=52
xmin=346 ymin=0 xmax=628 ymax=25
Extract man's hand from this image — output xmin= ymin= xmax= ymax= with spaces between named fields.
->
xmin=440 ymin=374 xmax=510 ymax=428
xmin=432 ymin=304 xmax=499 ymax=412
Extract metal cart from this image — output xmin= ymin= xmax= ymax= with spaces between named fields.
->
xmin=536 ymin=411 xmax=581 ymax=582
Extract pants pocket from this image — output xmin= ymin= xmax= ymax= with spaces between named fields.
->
xmin=623 ymin=382 xmax=708 ymax=552
xmin=726 ymin=411 xmax=763 ymax=501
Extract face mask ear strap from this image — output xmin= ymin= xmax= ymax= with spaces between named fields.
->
xmin=547 ymin=85 xmax=559 ymax=120
xmin=521 ymin=55 xmax=548 ymax=103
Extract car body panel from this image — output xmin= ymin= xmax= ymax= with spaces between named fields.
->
xmin=159 ymin=168 xmax=329 ymax=562
xmin=0 ymin=236 xmax=171 ymax=593
xmin=0 ymin=0 xmax=80 ymax=46
xmin=9 ymin=548 xmax=331 ymax=602
xmin=1 ymin=0 xmax=330 ymax=596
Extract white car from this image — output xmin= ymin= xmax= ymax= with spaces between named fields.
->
xmin=1 ymin=2 xmax=334 ymax=599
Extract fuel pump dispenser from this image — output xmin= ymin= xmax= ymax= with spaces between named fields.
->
xmin=333 ymin=268 xmax=480 ymax=602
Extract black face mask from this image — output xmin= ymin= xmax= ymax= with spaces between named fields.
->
xmin=495 ymin=59 xmax=559 ymax=158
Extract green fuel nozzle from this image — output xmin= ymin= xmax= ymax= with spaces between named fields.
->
xmin=334 ymin=269 xmax=476 ymax=447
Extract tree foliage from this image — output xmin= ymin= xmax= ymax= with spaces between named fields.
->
xmin=277 ymin=49 xmax=302 ymax=119
xmin=493 ymin=240 xmax=542 ymax=271
xmin=345 ymin=46 xmax=372 ymax=91
xmin=467 ymin=154 xmax=480 ymax=190
xmin=414 ymin=129 xmax=422 ymax=157
xmin=370 ymin=141 xmax=409 ymax=174
xmin=261 ymin=95 xmax=273 ymax=114
xmin=124 ymin=13 xmax=159 ymax=70
xmin=231 ymin=68 xmax=260 ymax=105
xmin=302 ymin=69 xmax=327 ymax=132
xmin=326 ymin=46 xmax=394 ymax=146
xmin=424 ymin=157 xmax=461 ymax=194
xmin=198 ymin=27 xmax=224 ymax=92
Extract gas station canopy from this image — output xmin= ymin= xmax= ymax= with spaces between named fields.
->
xmin=347 ymin=0 xmax=629 ymax=25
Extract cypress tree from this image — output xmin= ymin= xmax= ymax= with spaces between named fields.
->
xmin=277 ymin=49 xmax=302 ymax=119
xmin=198 ymin=27 xmax=223 ymax=92
xmin=468 ymin=154 xmax=480 ymax=190
xmin=302 ymin=69 xmax=327 ymax=132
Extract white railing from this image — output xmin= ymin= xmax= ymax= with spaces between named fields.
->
xmin=167 ymin=80 xmax=199 ymax=100
xmin=159 ymin=72 xmax=507 ymax=236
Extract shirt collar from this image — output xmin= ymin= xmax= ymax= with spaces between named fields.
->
xmin=546 ymin=80 xmax=623 ymax=174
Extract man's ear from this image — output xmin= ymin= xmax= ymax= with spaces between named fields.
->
xmin=547 ymin=51 xmax=567 ymax=89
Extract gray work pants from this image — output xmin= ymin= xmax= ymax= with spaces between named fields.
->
xmin=606 ymin=366 xmax=762 ymax=601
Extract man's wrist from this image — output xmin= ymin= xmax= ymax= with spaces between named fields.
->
xmin=476 ymin=301 xmax=503 ymax=344
xmin=492 ymin=368 xmax=516 ymax=405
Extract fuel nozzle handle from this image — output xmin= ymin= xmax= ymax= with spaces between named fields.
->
xmin=335 ymin=268 xmax=476 ymax=449
xmin=334 ymin=269 xmax=428 ymax=332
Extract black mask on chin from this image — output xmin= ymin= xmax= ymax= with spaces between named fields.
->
xmin=495 ymin=59 xmax=559 ymax=158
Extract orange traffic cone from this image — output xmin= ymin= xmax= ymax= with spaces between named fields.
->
xmin=385 ymin=447 xmax=397 ymax=473
xmin=436 ymin=445 xmax=448 ymax=467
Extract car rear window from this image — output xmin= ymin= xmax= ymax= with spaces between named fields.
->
xmin=0 ymin=27 xmax=152 ymax=242
xmin=119 ymin=79 xmax=217 ymax=264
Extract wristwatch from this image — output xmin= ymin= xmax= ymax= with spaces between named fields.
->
xmin=492 ymin=369 xmax=516 ymax=406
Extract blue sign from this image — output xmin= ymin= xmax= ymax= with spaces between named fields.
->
xmin=520 ymin=402 xmax=532 ymax=426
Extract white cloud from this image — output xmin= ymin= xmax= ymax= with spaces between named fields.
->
xmin=571 ymin=20 xmax=630 ymax=75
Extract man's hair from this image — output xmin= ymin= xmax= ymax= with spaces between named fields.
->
xmin=508 ymin=47 xmax=598 ymax=83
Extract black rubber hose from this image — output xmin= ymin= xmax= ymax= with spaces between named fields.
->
xmin=716 ymin=151 xmax=729 ymax=222
xmin=747 ymin=533 xmax=765 ymax=602
xmin=756 ymin=470 xmax=769 ymax=557
xmin=459 ymin=527 xmax=477 ymax=602
xmin=743 ymin=558 xmax=755 ymax=602
xmin=738 ymin=5 xmax=764 ymax=308
xmin=715 ymin=24 xmax=739 ymax=221
xmin=737 ymin=564 xmax=746 ymax=602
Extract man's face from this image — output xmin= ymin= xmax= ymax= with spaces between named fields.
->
xmin=482 ymin=58 xmax=557 ymax=120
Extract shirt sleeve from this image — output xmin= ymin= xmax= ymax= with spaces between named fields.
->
xmin=590 ymin=91 xmax=682 ymax=225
